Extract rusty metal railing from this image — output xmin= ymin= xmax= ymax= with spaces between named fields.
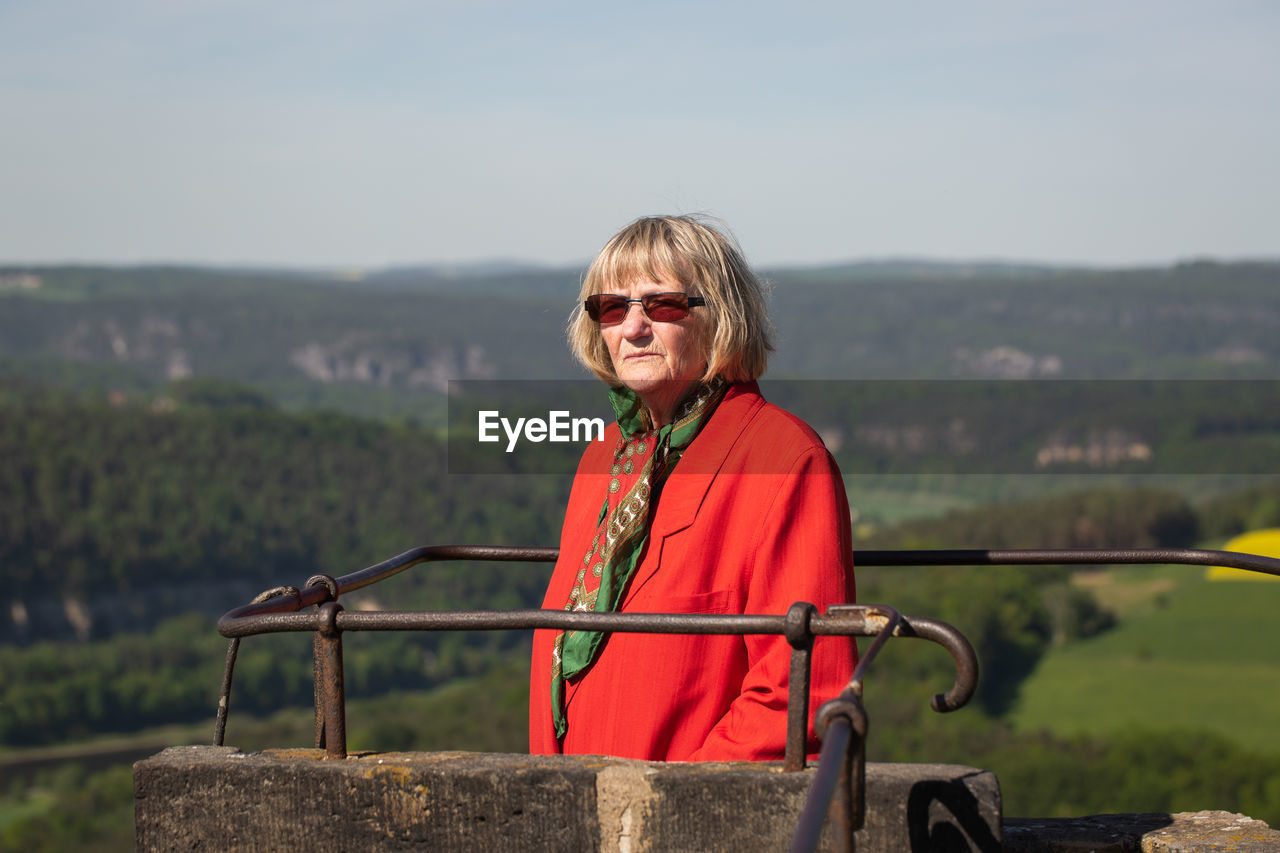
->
xmin=214 ymin=545 xmax=979 ymax=767
xmin=214 ymin=545 xmax=1280 ymax=853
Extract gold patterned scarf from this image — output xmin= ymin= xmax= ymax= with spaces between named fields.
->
xmin=549 ymin=379 xmax=727 ymax=740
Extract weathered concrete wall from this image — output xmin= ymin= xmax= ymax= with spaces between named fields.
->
xmin=133 ymin=746 xmax=1002 ymax=852
xmin=135 ymin=747 xmax=1280 ymax=851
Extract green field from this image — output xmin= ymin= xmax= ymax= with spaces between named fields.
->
xmin=1009 ymin=564 xmax=1280 ymax=753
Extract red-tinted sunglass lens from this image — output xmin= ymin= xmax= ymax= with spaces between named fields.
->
xmin=641 ymin=294 xmax=692 ymax=322
xmin=585 ymin=295 xmax=629 ymax=323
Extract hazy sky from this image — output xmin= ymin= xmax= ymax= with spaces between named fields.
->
xmin=2 ymin=1 xmax=1277 ymax=269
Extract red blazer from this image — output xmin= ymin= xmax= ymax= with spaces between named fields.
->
xmin=529 ymin=381 xmax=856 ymax=761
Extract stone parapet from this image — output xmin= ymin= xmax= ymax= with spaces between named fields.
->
xmin=137 ymin=747 xmax=1278 ymax=851
xmin=133 ymin=746 xmax=1001 ymax=852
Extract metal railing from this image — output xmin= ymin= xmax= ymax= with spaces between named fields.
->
xmin=214 ymin=545 xmax=1280 ymax=853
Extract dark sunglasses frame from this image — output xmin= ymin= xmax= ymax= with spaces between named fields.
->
xmin=583 ymin=292 xmax=706 ymax=324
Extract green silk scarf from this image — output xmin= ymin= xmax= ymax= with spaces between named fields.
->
xmin=549 ymin=379 xmax=727 ymax=740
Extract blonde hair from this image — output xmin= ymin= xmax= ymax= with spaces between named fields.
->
xmin=568 ymin=215 xmax=774 ymax=385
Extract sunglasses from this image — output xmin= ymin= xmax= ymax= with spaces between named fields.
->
xmin=583 ymin=292 xmax=706 ymax=325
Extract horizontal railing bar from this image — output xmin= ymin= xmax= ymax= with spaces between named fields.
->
xmin=857 ymin=547 xmax=1280 ymax=576
xmin=219 ymin=546 xmax=1280 ymax=628
xmin=337 ymin=610 xmax=785 ymax=634
xmin=220 ymin=545 xmax=560 ymax=622
xmin=340 ymin=545 xmax=559 ymax=594
xmin=220 ymin=604 xmax=919 ymax=640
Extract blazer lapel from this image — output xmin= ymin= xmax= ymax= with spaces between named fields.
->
xmin=622 ymin=382 xmax=765 ymax=602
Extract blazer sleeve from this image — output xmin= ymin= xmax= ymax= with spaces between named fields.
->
xmin=688 ymin=445 xmax=856 ymax=761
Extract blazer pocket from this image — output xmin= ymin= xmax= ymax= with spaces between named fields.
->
xmin=633 ymin=589 xmax=734 ymax=615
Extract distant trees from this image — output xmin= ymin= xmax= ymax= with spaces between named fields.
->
xmin=0 ymin=612 xmax=526 ymax=747
xmin=0 ymin=380 xmax=569 ymax=639
xmin=863 ymin=487 xmax=1200 ymax=551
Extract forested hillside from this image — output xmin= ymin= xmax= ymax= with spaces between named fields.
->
xmin=0 ymin=377 xmax=569 ymax=642
xmin=770 ymin=259 xmax=1280 ymax=379
xmin=7 ymin=372 xmax=1278 ymax=641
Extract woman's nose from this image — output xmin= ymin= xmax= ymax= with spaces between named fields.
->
xmin=618 ymin=302 xmax=652 ymax=338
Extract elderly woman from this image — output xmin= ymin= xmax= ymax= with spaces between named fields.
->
xmin=529 ymin=215 xmax=856 ymax=761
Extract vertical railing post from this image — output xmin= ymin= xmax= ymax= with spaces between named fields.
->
xmin=784 ymin=601 xmax=817 ymax=771
xmin=796 ymin=695 xmax=867 ymax=853
xmin=835 ymin=706 xmax=868 ymax=853
xmin=313 ymin=600 xmax=347 ymax=759
xmin=829 ymin=722 xmax=855 ymax=853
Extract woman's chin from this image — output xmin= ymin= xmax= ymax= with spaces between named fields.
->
xmin=621 ymin=376 xmax=691 ymax=400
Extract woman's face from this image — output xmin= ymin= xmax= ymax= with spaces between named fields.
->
xmin=599 ymin=275 xmax=708 ymax=426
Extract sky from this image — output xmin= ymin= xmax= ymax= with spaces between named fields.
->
xmin=1 ymin=0 xmax=1277 ymax=269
